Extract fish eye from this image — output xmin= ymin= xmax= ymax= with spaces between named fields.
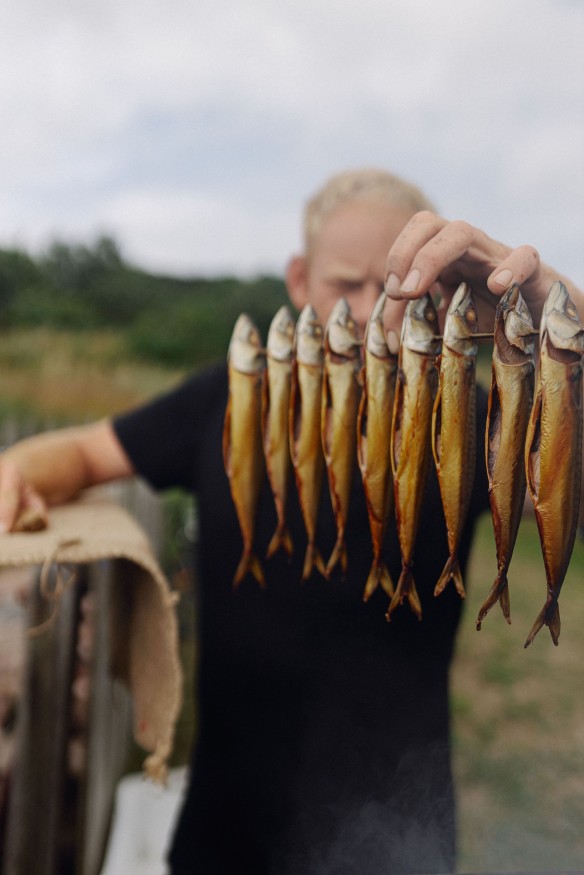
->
xmin=466 ymin=308 xmax=476 ymax=323
xmin=314 ymin=326 xmax=323 ymax=336
xmin=567 ymin=303 xmax=577 ymax=318
xmin=425 ymin=308 xmax=436 ymax=322
xmin=347 ymin=318 xmax=355 ymax=330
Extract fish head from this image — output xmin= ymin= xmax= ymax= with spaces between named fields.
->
xmin=228 ymin=313 xmax=265 ymax=374
xmin=497 ymin=284 xmax=535 ymax=356
xmin=364 ymin=292 xmax=392 ymax=359
xmin=294 ymin=304 xmax=324 ymax=366
xmin=325 ymin=297 xmax=362 ymax=359
xmin=401 ymin=293 xmax=441 ymax=355
xmin=267 ymin=305 xmax=295 ymax=362
xmin=540 ymin=281 xmax=584 ymax=354
xmin=443 ymin=282 xmax=478 ymax=355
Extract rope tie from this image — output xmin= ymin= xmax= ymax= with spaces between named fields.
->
xmin=27 ymin=537 xmax=82 ymax=638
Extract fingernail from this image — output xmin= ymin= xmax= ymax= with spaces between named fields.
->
xmin=400 ymin=268 xmax=420 ymax=294
xmin=493 ymin=268 xmax=513 ymax=288
xmin=385 ymin=273 xmax=401 ymax=298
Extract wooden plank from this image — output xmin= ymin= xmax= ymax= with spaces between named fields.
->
xmin=2 ymin=571 xmax=82 ymax=875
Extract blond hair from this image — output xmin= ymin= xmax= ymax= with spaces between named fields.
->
xmin=303 ymin=167 xmax=435 ymax=254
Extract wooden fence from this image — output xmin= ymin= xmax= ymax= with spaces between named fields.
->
xmin=0 ymin=416 xmax=176 ymax=875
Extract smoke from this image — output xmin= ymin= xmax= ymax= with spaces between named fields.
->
xmin=277 ymin=743 xmax=456 ymax=875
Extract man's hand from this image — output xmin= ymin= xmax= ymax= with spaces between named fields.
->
xmin=0 ymin=459 xmax=48 ymax=533
xmin=383 ymin=210 xmax=583 ymax=336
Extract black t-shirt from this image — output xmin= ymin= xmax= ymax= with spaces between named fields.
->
xmin=113 ymin=362 xmax=489 ymax=875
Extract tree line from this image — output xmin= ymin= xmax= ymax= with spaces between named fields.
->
xmin=0 ymin=237 xmax=289 ymax=369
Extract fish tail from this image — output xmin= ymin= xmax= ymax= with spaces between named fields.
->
xmin=233 ymin=550 xmax=265 ymax=589
xmin=362 ymin=560 xmax=395 ymax=602
xmin=386 ymin=565 xmax=422 ymax=621
xmin=302 ymin=543 xmax=326 ymax=582
xmin=524 ymin=598 xmax=561 ymax=648
xmin=325 ymin=538 xmax=348 ymax=580
xmin=266 ymin=524 xmax=294 ymax=560
xmin=476 ymin=572 xmax=511 ymax=630
xmin=435 ymin=556 xmax=466 ymax=599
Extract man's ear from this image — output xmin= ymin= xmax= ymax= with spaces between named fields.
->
xmin=285 ymin=255 xmax=309 ymax=312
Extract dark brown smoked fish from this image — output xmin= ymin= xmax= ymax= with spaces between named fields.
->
xmin=357 ymin=293 xmax=398 ymax=600
xmin=262 ymin=305 xmax=295 ymax=560
xmin=432 ymin=283 xmax=478 ymax=600
xmin=321 ymin=298 xmax=362 ymax=579
xmin=477 ymin=285 xmax=535 ymax=629
xmin=387 ymin=294 xmax=440 ymax=620
xmin=524 ymin=281 xmax=584 ymax=647
xmin=223 ymin=314 xmax=266 ymax=587
xmin=289 ymin=304 xmax=327 ymax=580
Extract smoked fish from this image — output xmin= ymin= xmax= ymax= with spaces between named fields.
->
xmin=223 ymin=314 xmax=266 ymax=588
xmin=387 ymin=294 xmax=441 ymax=620
xmin=322 ymin=298 xmax=362 ymax=579
xmin=289 ymin=304 xmax=327 ymax=580
xmin=262 ymin=305 xmax=296 ymax=560
xmin=432 ymin=283 xmax=478 ymax=600
xmin=524 ymin=281 xmax=584 ymax=647
xmin=357 ymin=293 xmax=398 ymax=600
xmin=477 ymin=285 xmax=535 ymax=629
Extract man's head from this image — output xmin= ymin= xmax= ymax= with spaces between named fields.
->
xmin=286 ymin=168 xmax=434 ymax=331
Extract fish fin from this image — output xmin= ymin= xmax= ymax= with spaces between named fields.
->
xmin=525 ymin=388 xmax=542 ymax=502
xmin=222 ymin=397 xmax=232 ymax=474
xmin=289 ymin=360 xmax=300 ymax=463
xmin=362 ymin=561 xmax=395 ymax=602
xmin=356 ymin=384 xmax=368 ymax=475
xmin=302 ymin=544 xmax=326 ymax=581
xmin=390 ymin=374 xmax=403 ymax=478
xmin=321 ymin=370 xmax=333 ymax=464
xmin=476 ymin=572 xmax=511 ymax=630
xmin=325 ymin=538 xmax=348 ymax=580
xmin=524 ymin=598 xmax=560 ymax=648
xmin=499 ymin=583 xmax=511 ymax=624
xmin=431 ymin=383 xmax=443 ymax=470
xmin=233 ymin=551 xmax=265 ymax=589
xmin=435 ymin=556 xmax=466 ymax=598
xmin=386 ymin=566 xmax=422 ymax=621
xmin=266 ymin=525 xmax=294 ymax=560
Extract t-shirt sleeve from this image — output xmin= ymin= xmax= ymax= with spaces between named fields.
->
xmin=112 ymin=364 xmax=225 ymax=492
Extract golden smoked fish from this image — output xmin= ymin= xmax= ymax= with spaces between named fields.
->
xmin=387 ymin=294 xmax=441 ymax=620
xmin=223 ymin=314 xmax=266 ymax=588
xmin=477 ymin=285 xmax=535 ymax=629
xmin=262 ymin=305 xmax=295 ymax=560
xmin=357 ymin=293 xmax=397 ymax=600
xmin=322 ymin=298 xmax=362 ymax=579
xmin=432 ymin=283 xmax=478 ymax=600
xmin=524 ymin=281 xmax=584 ymax=647
xmin=289 ymin=304 xmax=326 ymax=580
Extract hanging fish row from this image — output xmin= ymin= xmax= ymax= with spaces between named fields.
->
xmin=223 ymin=281 xmax=584 ymax=647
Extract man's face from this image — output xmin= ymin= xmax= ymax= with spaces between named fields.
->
xmin=293 ymin=199 xmax=414 ymax=333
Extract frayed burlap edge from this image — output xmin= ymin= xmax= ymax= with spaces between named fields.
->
xmin=0 ymin=492 xmax=183 ymax=784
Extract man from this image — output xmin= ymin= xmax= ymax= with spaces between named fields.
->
xmin=0 ymin=169 xmax=581 ymax=874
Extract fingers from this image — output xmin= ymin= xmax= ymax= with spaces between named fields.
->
xmin=385 ymin=211 xmax=511 ymax=301
xmin=0 ymin=460 xmax=47 ymax=533
xmin=385 ymin=211 xmax=447 ymax=298
xmin=486 ymin=245 xmax=541 ymax=295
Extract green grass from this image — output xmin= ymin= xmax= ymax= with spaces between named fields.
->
xmin=0 ymin=327 xmax=187 ymax=420
xmin=452 ymin=513 xmax=584 ymax=873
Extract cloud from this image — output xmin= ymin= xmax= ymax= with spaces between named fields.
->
xmin=0 ymin=0 xmax=582 ymax=280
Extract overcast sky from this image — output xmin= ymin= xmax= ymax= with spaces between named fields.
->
xmin=1 ymin=0 xmax=583 ymax=283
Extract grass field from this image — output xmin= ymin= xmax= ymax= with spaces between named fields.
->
xmin=452 ymin=513 xmax=584 ymax=874
xmin=1 ymin=327 xmax=582 ymax=874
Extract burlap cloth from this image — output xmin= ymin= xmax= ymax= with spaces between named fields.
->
xmin=0 ymin=492 xmax=182 ymax=783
